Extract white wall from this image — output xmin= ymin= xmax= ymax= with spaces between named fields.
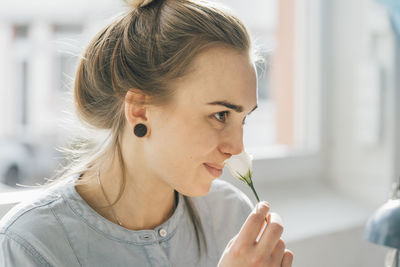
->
xmin=0 ymin=23 xmax=14 ymax=136
xmin=325 ymin=0 xmax=398 ymax=206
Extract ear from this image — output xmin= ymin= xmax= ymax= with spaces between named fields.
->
xmin=124 ymin=90 xmax=149 ymax=128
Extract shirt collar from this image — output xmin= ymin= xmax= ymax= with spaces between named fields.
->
xmin=60 ymin=174 xmax=185 ymax=245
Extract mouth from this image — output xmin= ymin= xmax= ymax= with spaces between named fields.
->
xmin=203 ymin=163 xmax=223 ymax=178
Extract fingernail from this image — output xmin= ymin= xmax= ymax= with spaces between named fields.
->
xmin=260 ymin=201 xmax=270 ymax=208
xmin=256 ymin=201 xmax=270 ymax=213
xmin=270 ymin=212 xmax=283 ymax=226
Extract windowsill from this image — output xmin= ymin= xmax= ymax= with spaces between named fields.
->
xmin=248 ymin=144 xmax=318 ymax=160
xmin=0 ymin=177 xmax=376 ymax=245
xmin=0 ymin=188 xmax=40 ymax=205
xmin=267 ymin=181 xmax=375 ymax=243
xmin=0 ymin=188 xmax=42 ymax=220
xmin=221 ymin=175 xmax=378 ymax=244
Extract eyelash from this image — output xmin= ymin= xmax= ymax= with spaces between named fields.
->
xmin=214 ymin=111 xmax=230 ymax=123
xmin=213 ymin=111 xmax=247 ymax=125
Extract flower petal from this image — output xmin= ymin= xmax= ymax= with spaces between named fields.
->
xmin=224 ymin=151 xmax=253 ymax=183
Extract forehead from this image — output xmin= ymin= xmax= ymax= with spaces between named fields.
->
xmin=170 ymin=46 xmax=257 ymax=111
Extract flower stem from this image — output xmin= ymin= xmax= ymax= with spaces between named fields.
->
xmin=248 ymin=181 xmax=260 ymax=202
xmin=248 ymin=181 xmax=268 ymax=225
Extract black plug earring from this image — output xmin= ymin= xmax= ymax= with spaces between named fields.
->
xmin=133 ymin=123 xmax=147 ymax=138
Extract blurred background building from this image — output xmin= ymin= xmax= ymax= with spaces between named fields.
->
xmin=0 ymin=0 xmax=127 ymax=188
xmin=0 ymin=0 xmax=399 ymax=266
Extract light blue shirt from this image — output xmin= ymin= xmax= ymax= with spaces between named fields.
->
xmin=0 ymin=175 xmax=253 ymax=266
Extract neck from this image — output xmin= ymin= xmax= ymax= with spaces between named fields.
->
xmin=76 ymin=155 xmax=177 ymax=230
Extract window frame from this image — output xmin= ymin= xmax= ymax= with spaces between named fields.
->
xmin=248 ymin=0 xmax=325 ymax=183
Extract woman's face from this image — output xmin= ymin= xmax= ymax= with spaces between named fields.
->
xmin=147 ymin=47 xmax=257 ymax=197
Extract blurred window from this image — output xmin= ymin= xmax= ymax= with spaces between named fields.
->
xmin=53 ymin=24 xmax=82 ymax=93
xmin=220 ymin=0 xmax=322 ymax=161
xmin=14 ymin=25 xmax=30 ymax=127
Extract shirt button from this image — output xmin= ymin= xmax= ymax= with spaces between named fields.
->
xmin=140 ymin=234 xmax=152 ymax=240
xmin=159 ymin=228 xmax=167 ymax=237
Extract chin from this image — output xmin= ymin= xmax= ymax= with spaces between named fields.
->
xmin=181 ymin=181 xmax=214 ymax=197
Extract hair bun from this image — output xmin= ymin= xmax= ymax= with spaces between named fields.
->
xmin=128 ymin=0 xmax=154 ymax=9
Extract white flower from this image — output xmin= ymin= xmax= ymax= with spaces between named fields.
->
xmin=225 ymin=151 xmax=254 ymax=185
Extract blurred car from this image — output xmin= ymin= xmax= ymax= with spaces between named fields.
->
xmin=0 ymin=138 xmax=60 ymax=188
xmin=0 ymin=138 xmax=34 ymax=187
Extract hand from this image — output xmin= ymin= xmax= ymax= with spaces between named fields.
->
xmin=217 ymin=202 xmax=293 ymax=267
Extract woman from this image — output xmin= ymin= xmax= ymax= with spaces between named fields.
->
xmin=0 ymin=0 xmax=293 ymax=266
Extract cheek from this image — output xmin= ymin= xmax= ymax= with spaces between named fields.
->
xmin=165 ymin=126 xmax=219 ymax=164
xmin=183 ymin=120 xmax=221 ymax=154
xmin=148 ymin=112 xmax=220 ymax=170
xmin=147 ymin=120 xmax=221 ymax=196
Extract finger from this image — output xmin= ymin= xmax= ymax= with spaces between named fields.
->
xmin=258 ymin=212 xmax=284 ymax=253
xmin=236 ymin=201 xmax=270 ymax=245
xmin=281 ymin=249 xmax=294 ymax=267
xmin=227 ymin=234 xmax=238 ymax=248
xmin=270 ymin=239 xmax=286 ymax=265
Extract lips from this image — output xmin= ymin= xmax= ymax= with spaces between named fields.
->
xmin=203 ymin=163 xmax=224 ymax=177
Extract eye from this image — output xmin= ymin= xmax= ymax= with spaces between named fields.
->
xmin=214 ymin=111 xmax=230 ymax=123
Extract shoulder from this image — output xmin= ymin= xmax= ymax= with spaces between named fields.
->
xmin=0 ymin=231 xmax=53 ymax=267
xmin=206 ymin=179 xmax=254 ymax=213
xmin=192 ymin=179 xmax=254 ymax=254
xmin=0 ymin=181 xmax=76 ymax=266
xmin=0 ymin=178 xmax=75 ymax=233
xmin=0 ymin=188 xmax=62 ymax=234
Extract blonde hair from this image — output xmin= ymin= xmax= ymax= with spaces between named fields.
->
xmin=50 ymin=0 xmax=252 ymax=258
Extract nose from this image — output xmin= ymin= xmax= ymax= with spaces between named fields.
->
xmin=219 ymin=127 xmax=244 ymax=159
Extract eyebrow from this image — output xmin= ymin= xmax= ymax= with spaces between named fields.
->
xmin=207 ymin=101 xmax=258 ymax=114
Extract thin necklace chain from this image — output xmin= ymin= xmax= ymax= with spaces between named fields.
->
xmin=96 ymin=170 xmax=123 ymax=226
xmin=96 ymin=170 xmax=179 ymax=228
